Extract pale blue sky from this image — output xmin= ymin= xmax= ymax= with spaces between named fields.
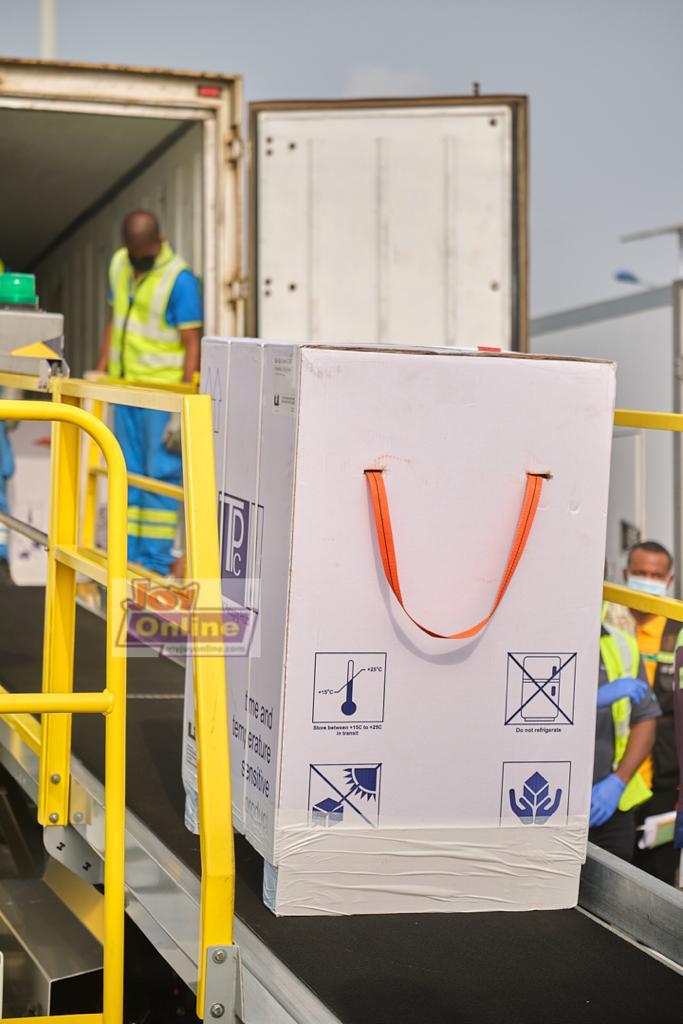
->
xmin=3 ymin=0 xmax=683 ymax=314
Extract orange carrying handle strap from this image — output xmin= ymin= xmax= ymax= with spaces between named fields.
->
xmin=364 ymin=469 xmax=545 ymax=640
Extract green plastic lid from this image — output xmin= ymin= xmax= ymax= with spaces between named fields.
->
xmin=0 ymin=273 xmax=38 ymax=307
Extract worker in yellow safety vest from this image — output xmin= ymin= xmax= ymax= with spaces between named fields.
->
xmin=590 ymin=622 xmax=661 ymax=860
xmin=95 ymin=211 xmax=202 ymax=576
xmin=604 ymin=540 xmax=682 ymax=882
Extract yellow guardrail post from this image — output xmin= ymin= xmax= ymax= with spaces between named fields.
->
xmin=0 ymin=399 xmax=128 ymax=1024
xmin=181 ymin=394 xmax=235 ymax=1018
xmin=39 ymin=389 xmax=81 ymax=828
xmin=100 ymin=425 xmax=128 ymax=1024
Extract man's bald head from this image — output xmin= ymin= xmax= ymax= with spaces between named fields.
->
xmin=122 ymin=210 xmax=160 ymax=246
xmin=121 ymin=211 xmax=163 ymax=272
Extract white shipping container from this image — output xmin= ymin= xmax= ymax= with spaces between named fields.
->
xmin=0 ymin=64 xmax=526 ymax=376
xmin=0 ymin=58 xmax=244 ymax=585
xmin=184 ymin=338 xmax=615 ymax=916
xmin=250 ymin=97 xmax=527 ymax=351
xmin=0 ymin=58 xmax=244 ymax=375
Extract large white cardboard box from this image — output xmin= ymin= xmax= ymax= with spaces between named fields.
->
xmin=183 ymin=339 xmax=615 ymax=916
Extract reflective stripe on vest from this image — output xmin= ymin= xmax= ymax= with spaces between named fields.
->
xmin=108 ymin=241 xmax=187 ymax=384
xmin=641 ymin=650 xmax=675 ymax=666
xmin=127 ymin=499 xmax=179 ymax=541
xmin=600 ymin=628 xmax=653 ymax=811
xmin=111 ymin=314 xmax=183 ymax=345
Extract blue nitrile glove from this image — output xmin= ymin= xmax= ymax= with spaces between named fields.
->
xmin=674 ymin=807 xmax=683 ymax=851
xmin=597 ymin=676 xmax=650 ymax=708
xmin=590 ymin=773 xmax=626 ymax=828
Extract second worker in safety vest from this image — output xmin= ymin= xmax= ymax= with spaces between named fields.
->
xmin=590 ymin=624 xmax=661 ymax=860
xmin=96 ymin=211 xmax=202 ymax=576
xmin=604 ymin=540 xmax=682 ymax=881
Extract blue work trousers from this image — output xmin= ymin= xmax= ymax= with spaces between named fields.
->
xmin=113 ymin=406 xmax=182 ymax=576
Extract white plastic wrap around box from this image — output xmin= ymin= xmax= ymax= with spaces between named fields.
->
xmin=183 ymin=339 xmax=616 ymax=916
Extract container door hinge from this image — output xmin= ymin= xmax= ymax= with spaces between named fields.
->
xmin=225 ymin=133 xmax=245 ymax=164
xmin=203 ymin=945 xmax=243 ymax=1022
xmin=226 ymin=277 xmax=248 ymax=305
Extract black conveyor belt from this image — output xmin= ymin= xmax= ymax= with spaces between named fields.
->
xmin=1 ymin=587 xmax=681 ymax=1024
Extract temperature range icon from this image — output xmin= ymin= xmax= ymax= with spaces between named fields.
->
xmin=340 ymin=659 xmax=362 ymax=715
xmin=312 ymin=652 xmax=387 ymax=724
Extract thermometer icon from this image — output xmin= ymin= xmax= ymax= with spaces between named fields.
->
xmin=341 ymin=660 xmax=358 ymax=716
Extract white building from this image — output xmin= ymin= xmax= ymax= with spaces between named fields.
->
xmin=530 ymin=285 xmax=679 ymax=581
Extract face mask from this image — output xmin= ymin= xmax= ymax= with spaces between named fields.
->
xmin=627 ymin=575 xmax=669 ymax=598
xmin=129 ymin=253 xmax=156 ymax=273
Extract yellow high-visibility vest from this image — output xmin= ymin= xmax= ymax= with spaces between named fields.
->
xmin=108 ymin=241 xmax=187 ymax=384
xmin=600 ymin=626 xmax=653 ymax=812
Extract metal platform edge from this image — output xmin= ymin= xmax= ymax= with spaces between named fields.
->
xmin=581 ymin=842 xmax=683 ymax=968
xmin=0 ymin=717 xmax=342 ymax=1024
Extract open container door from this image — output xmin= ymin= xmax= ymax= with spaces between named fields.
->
xmin=249 ymin=95 xmax=527 ymax=351
xmin=0 ymin=58 xmax=244 ymax=371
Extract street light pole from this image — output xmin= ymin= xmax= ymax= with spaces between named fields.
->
xmin=40 ymin=0 xmax=57 ymax=60
xmin=621 ymin=222 xmax=683 ymax=280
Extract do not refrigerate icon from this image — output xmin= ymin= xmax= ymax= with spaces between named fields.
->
xmin=504 ymin=652 xmax=577 ymax=727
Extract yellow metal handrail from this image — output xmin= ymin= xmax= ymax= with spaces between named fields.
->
xmin=604 ymin=408 xmax=683 ymax=619
xmin=0 ymin=400 xmax=128 ymax=1024
xmin=0 ymin=372 xmax=195 ymax=544
xmin=614 ymin=408 xmax=683 ymax=432
xmin=89 ymin=463 xmax=183 ymax=501
xmin=0 ymin=376 xmax=234 ymax=1019
xmin=60 ymin=376 xmax=195 ymax=552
